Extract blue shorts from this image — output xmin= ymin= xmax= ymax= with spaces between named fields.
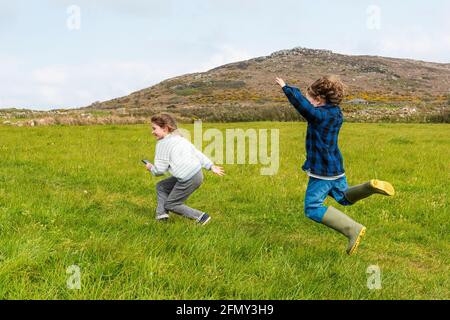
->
xmin=304 ymin=176 xmax=352 ymax=223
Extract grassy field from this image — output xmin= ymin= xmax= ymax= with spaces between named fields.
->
xmin=0 ymin=122 xmax=448 ymax=300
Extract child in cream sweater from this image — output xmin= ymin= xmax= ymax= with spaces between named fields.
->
xmin=146 ymin=114 xmax=225 ymax=225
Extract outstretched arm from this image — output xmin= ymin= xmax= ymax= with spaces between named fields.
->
xmin=210 ymin=165 xmax=225 ymax=176
xmin=276 ymin=77 xmax=324 ymax=123
xmin=192 ymin=145 xmax=214 ymax=170
xmin=191 ymin=144 xmax=225 ymax=176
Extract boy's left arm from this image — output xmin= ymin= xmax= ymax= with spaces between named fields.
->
xmin=282 ymin=85 xmax=324 ymax=123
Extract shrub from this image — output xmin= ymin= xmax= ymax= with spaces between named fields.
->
xmin=175 ymin=88 xmax=200 ymax=96
xmin=426 ymin=109 xmax=450 ymax=123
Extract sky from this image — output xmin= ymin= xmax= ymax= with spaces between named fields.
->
xmin=1 ymin=0 xmax=450 ymax=110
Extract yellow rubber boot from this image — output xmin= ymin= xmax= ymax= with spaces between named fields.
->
xmin=344 ymin=179 xmax=395 ymax=204
xmin=321 ymin=206 xmax=366 ymax=255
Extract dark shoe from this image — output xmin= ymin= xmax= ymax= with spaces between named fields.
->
xmin=197 ymin=213 xmax=211 ymax=226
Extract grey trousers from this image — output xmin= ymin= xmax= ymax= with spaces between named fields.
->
xmin=155 ymin=170 xmax=204 ymax=220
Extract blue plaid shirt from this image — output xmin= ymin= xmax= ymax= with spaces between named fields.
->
xmin=282 ymin=85 xmax=345 ymax=177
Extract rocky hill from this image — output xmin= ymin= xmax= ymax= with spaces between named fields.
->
xmin=3 ymin=47 xmax=450 ymax=125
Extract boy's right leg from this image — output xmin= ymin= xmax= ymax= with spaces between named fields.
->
xmin=156 ymin=176 xmax=178 ymax=220
xmin=344 ymin=180 xmax=395 ymax=204
xmin=305 ymin=177 xmax=366 ymax=255
xmin=304 ymin=177 xmax=332 ymax=223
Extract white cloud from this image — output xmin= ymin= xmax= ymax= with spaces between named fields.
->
xmin=376 ymin=28 xmax=450 ymax=61
xmin=33 ymin=67 xmax=68 ymax=85
xmin=38 ymin=85 xmax=62 ymax=105
xmin=0 ymin=58 xmax=192 ymax=110
xmin=0 ymin=44 xmax=255 ymax=110
xmin=331 ymin=26 xmax=450 ymax=63
xmin=199 ymin=45 xmax=253 ymax=71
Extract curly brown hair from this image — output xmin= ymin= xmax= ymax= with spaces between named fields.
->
xmin=307 ymin=75 xmax=345 ymax=105
xmin=151 ymin=113 xmax=178 ymax=132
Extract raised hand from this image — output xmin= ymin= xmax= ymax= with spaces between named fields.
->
xmin=275 ymin=77 xmax=286 ymax=88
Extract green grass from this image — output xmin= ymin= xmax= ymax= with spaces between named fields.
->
xmin=0 ymin=122 xmax=449 ymax=300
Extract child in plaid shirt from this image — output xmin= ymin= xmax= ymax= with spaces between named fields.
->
xmin=276 ymin=75 xmax=395 ymax=255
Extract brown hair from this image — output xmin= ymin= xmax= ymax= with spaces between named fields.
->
xmin=307 ymin=75 xmax=345 ymax=105
xmin=151 ymin=113 xmax=178 ymax=132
